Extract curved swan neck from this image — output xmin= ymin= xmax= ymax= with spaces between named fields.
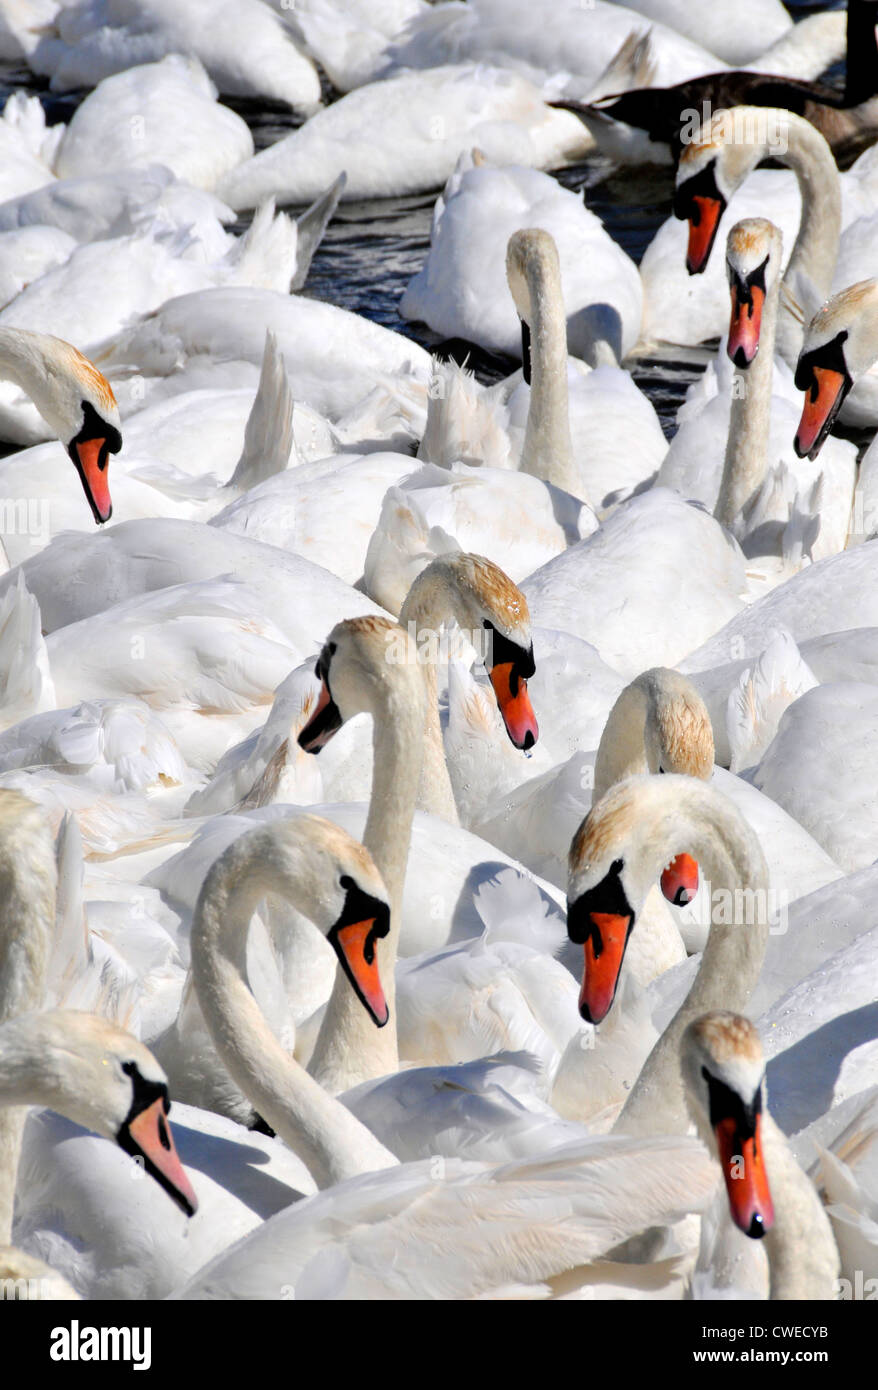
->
xmin=615 ymin=795 xmax=769 ymax=1138
xmin=517 ymin=249 xmax=581 ymax=500
xmin=309 ymin=659 xmax=425 ymax=1092
xmin=774 ymin=117 xmax=841 ymax=363
xmin=716 ymin=267 xmax=781 ymax=530
xmin=0 ymin=329 xmax=50 ymax=397
xmin=0 ymin=795 xmax=55 ymax=1244
xmin=593 ymin=682 xmax=651 ymax=800
xmin=192 ymin=839 xmax=397 ymax=1187
xmin=761 ymin=1114 xmax=840 ymax=1299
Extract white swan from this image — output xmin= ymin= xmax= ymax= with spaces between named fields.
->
xmin=27 ymin=0 xmax=322 ymax=114
xmin=408 ymin=225 xmax=665 ymax=515
xmin=792 ymin=276 xmax=878 ymax=459
xmin=681 ymin=1011 xmax=840 ymax=1299
xmin=566 ymin=774 xmax=769 ymax=1132
xmin=91 ymin=286 xmax=431 ymax=429
xmin=401 ymin=156 xmax=644 ymax=366
xmin=0 ymin=326 xmax=121 ymax=520
xmin=190 ymin=813 xmax=400 ymax=1186
xmin=0 ymin=1009 xmax=199 ymax=1222
xmin=215 ymin=64 xmax=592 ymax=208
xmin=52 ymin=57 xmax=255 ymax=194
xmin=521 ymin=487 xmax=747 ymax=679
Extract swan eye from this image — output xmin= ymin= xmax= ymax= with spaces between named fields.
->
xmin=659 ymin=766 xmax=666 ymax=774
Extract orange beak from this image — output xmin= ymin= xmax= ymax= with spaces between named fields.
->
xmin=686 ymin=196 xmax=723 ymax=275
xmin=123 ymin=1097 xmax=198 ymax=1217
xmin=298 ymin=678 xmax=342 ymax=752
xmin=73 ymin=437 xmax=113 ymax=523
xmin=660 ymin=852 xmax=699 ymax=907
xmin=727 ymin=285 xmax=765 ymax=367
xmin=794 ymin=365 xmax=847 ymax=460
xmin=578 ymin=911 xmax=632 ymax=1024
xmin=333 ymin=918 xmax=389 ymax=1027
xmin=715 ymin=1112 xmax=775 ymax=1238
xmin=489 ymin=662 xmax=539 ymax=750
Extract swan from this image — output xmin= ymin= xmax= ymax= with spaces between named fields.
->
xmin=793 ymin=276 xmax=878 ymax=458
xmin=172 ymin=1124 xmax=717 ymax=1299
xmin=395 ymin=552 xmax=540 ymax=821
xmin=375 ymin=0 xmax=788 ymax=92
xmin=748 ymin=683 xmax=878 ymax=873
xmin=0 ymin=162 xmax=233 ymax=247
xmin=0 ymin=326 xmax=121 ymax=520
xmin=470 ymin=666 xmax=711 ymax=921
xmin=660 ymin=218 xmax=856 ymax=565
xmin=89 ymin=286 xmax=431 ymax=430
xmin=401 ymin=153 xmax=643 ymax=365
xmin=26 ymin=0 xmax=322 ymax=114
xmin=678 ymin=543 xmax=878 ymax=680
xmin=190 ymin=812 xmax=400 ymax=1186
xmin=0 ymin=1009 xmax=199 ymax=1224
xmin=287 ymin=0 xmax=429 ymax=94
xmin=0 ymin=786 xmax=198 ymax=1287
xmin=567 ymin=774 xmax=770 ymax=1134
xmin=51 ymin=56 xmax=255 ymax=194
xmin=408 ymin=222 xmax=665 ymax=510
xmin=215 ymin=64 xmax=592 ymax=209
xmin=520 ymin=487 xmax=747 ymax=679
xmin=681 ymin=1011 xmax=840 ymax=1299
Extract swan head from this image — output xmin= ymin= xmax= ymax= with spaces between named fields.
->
xmin=0 ymin=1009 xmax=197 ymax=1217
xmin=402 ymin=552 xmax=540 ymax=751
xmin=567 ymin=775 xmax=759 ymax=1024
xmin=19 ymin=333 xmax=122 ymax=524
xmin=794 ymin=278 xmax=878 ymax=459
xmin=209 ymin=814 xmax=392 ymax=1028
xmin=675 ymin=108 xmax=791 ymax=275
xmin=681 ymin=1012 xmax=775 ymax=1239
xmin=506 ymin=229 xmax=562 ymax=385
xmin=298 ymin=615 xmax=425 ymax=757
xmin=640 ymin=668 xmax=715 ymax=908
xmin=280 ymin=816 xmax=392 ymax=1028
xmin=725 ymin=219 xmax=783 ymax=368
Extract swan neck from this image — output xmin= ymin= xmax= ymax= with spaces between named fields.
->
xmin=192 ymin=852 xmax=395 ymax=1186
xmin=762 ymin=1114 xmax=840 ymax=1299
xmin=775 ymin=121 xmax=841 ymax=363
xmin=0 ymin=802 xmax=55 ymax=1243
xmin=518 ymin=255 xmax=581 ymax=499
xmin=309 ymin=658 xmax=425 ymax=1092
xmin=593 ymin=684 xmax=650 ymax=800
xmin=716 ymin=272 xmax=780 ymax=529
xmin=400 ymin=578 xmax=464 ymax=824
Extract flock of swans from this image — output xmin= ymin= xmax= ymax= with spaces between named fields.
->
xmin=0 ymin=0 xmax=876 ymax=1305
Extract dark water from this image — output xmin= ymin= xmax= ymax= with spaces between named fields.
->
xmin=0 ymin=0 xmax=849 ymax=441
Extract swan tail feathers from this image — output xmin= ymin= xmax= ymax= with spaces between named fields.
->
xmin=227 ymin=329 xmax=296 ymax=491
xmin=291 ymin=171 xmax=346 ymax=292
xmin=0 ymin=572 xmax=55 ymax=727
xmin=726 ymin=627 xmax=818 ymax=773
